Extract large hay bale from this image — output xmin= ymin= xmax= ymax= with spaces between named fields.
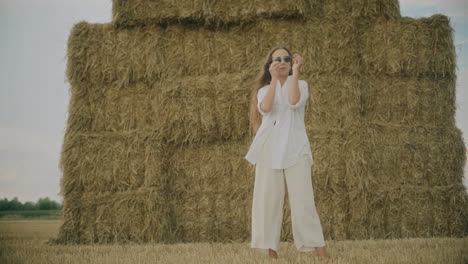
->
xmin=167 ymin=140 xmax=252 ymax=242
xmin=53 ymin=0 xmax=468 ymax=244
xmin=312 ymin=124 xmax=466 ymax=240
xmin=361 ymin=76 xmax=456 ymax=126
xmin=111 ymin=0 xmax=401 ymax=28
xmin=78 ymin=188 xmax=171 ymax=243
xmin=362 ymin=16 xmax=456 ymax=77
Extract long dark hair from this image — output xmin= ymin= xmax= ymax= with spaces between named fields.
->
xmin=248 ymin=46 xmax=294 ymax=137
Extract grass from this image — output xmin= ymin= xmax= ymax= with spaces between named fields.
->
xmin=0 ymin=220 xmax=466 ymax=263
xmin=0 ymin=210 xmax=61 ymax=220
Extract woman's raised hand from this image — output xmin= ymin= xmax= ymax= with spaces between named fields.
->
xmin=269 ymin=61 xmax=281 ymax=79
xmin=292 ymin=52 xmax=303 ymax=75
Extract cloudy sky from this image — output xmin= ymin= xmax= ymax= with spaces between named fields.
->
xmin=0 ymin=0 xmax=467 ymax=203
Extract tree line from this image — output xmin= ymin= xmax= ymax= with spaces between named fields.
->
xmin=0 ymin=197 xmax=62 ymax=211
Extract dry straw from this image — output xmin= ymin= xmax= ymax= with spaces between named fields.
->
xmin=51 ymin=0 xmax=467 ymax=245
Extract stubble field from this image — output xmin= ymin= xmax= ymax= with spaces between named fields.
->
xmin=0 ymin=220 xmax=466 ymax=264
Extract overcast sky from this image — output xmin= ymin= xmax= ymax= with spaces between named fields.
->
xmin=0 ymin=0 xmax=467 ymax=203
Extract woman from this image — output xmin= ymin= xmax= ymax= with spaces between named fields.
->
xmin=244 ymin=46 xmax=329 ymax=260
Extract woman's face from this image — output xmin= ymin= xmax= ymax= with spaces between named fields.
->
xmin=271 ymin=49 xmax=292 ymax=77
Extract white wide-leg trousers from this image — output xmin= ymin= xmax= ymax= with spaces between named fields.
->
xmin=251 ymin=130 xmax=326 ymax=254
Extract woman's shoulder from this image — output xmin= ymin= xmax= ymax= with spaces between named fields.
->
xmin=257 ymin=85 xmax=269 ymax=96
xmin=260 ymin=84 xmax=269 ymax=90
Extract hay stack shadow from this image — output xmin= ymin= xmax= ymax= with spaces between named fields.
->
xmin=52 ymin=0 xmax=467 ymax=244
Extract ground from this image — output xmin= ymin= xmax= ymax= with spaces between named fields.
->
xmin=0 ymin=220 xmax=466 ymax=264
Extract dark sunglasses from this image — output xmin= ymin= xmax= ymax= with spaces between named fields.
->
xmin=274 ymin=56 xmax=291 ymax=63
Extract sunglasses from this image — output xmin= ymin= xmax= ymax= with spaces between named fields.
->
xmin=274 ymin=56 xmax=291 ymax=63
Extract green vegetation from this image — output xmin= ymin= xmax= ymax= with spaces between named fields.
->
xmin=0 ymin=197 xmax=62 ymax=220
xmin=0 ymin=210 xmax=61 ymax=220
xmin=0 ymin=197 xmax=62 ymax=211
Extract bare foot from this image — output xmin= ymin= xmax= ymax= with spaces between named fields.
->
xmin=268 ymin=248 xmax=278 ymax=259
xmin=315 ymin=246 xmax=329 ymax=260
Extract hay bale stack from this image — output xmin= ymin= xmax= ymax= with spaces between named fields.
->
xmin=54 ymin=0 xmax=467 ymax=244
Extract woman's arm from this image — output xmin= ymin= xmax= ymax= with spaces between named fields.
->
xmin=288 ymin=74 xmax=300 ymax=105
xmin=260 ymin=61 xmax=281 ymax=113
xmin=288 ymin=53 xmax=302 ymax=105
xmin=260 ymin=76 xmax=277 ymax=113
